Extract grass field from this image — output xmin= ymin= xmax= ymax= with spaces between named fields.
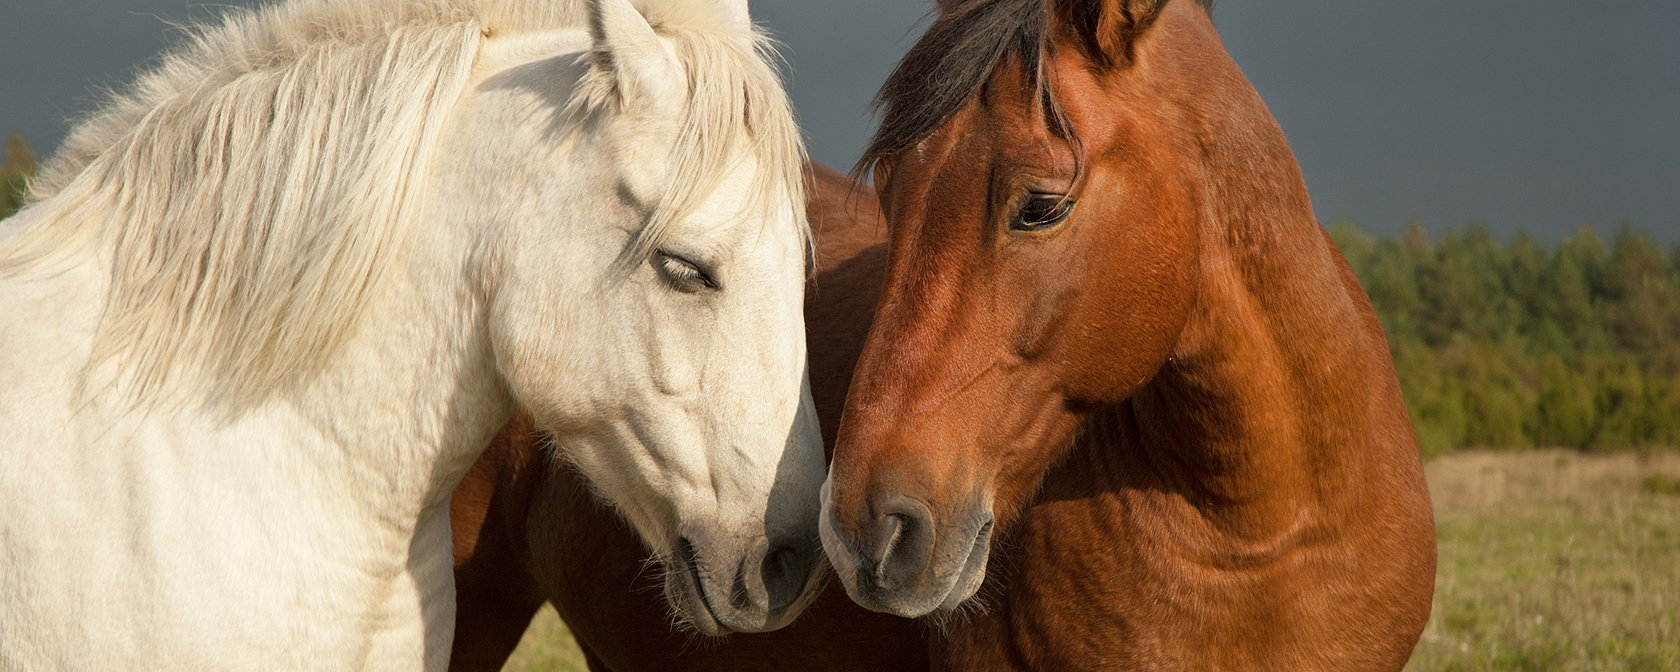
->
xmin=502 ymin=450 xmax=1680 ymax=671
xmin=1408 ymin=450 xmax=1680 ymax=671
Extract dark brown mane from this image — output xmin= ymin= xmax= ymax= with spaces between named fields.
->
xmin=857 ymin=0 xmax=1213 ymax=177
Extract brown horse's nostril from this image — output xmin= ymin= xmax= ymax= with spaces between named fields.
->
xmin=871 ymin=514 xmax=905 ymax=569
xmin=861 ymin=495 xmax=936 ymax=592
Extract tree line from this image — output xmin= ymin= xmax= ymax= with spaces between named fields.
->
xmin=1 ymin=131 xmax=33 ymax=220
xmin=1331 ymin=221 xmax=1680 ymax=455
xmin=3 ymin=130 xmax=1676 ymax=454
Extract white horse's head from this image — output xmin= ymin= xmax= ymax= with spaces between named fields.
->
xmin=2 ymin=0 xmax=824 ymax=641
xmin=434 ymin=0 xmax=826 ymax=633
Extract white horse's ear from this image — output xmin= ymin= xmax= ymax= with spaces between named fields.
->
xmin=589 ymin=0 xmax=680 ymax=110
xmin=686 ymin=0 xmax=751 ymax=31
xmin=638 ymin=0 xmax=751 ymax=33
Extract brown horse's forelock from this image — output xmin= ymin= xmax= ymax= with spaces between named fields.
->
xmin=855 ymin=0 xmax=1213 ymax=179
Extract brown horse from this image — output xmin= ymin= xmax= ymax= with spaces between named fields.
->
xmin=448 ymin=163 xmax=929 ymax=672
xmin=820 ymin=0 xmax=1437 ymax=670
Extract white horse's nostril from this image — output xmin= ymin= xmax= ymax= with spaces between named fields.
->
xmin=760 ymin=543 xmax=809 ymax=611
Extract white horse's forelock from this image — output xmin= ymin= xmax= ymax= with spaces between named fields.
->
xmin=0 ymin=0 xmax=806 ymax=411
xmin=581 ymin=21 xmax=809 ymax=264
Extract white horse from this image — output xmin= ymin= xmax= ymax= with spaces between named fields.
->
xmin=0 ymin=0 xmax=826 ymax=668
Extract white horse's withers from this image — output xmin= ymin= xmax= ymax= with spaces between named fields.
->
xmin=0 ymin=0 xmax=825 ymax=668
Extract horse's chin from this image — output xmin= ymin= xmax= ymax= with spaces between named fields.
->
xmin=937 ymin=522 xmax=992 ymax=613
xmin=679 ymin=598 xmax=736 ymax=638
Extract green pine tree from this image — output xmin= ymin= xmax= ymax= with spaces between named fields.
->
xmin=1 ymin=130 xmax=37 ymax=220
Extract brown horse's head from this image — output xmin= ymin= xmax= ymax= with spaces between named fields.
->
xmin=821 ymin=0 xmax=1230 ymax=616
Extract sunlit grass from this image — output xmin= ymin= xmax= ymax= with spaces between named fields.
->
xmin=501 ymin=604 xmax=587 ymax=672
xmin=1408 ymin=450 xmax=1680 ymax=672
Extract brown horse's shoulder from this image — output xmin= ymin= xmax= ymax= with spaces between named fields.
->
xmin=449 ymin=411 xmax=551 ymax=672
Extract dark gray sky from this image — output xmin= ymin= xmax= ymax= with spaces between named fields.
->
xmin=3 ymin=0 xmax=1675 ymax=241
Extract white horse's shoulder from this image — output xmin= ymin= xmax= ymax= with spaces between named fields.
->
xmin=0 ymin=404 xmax=442 ymax=670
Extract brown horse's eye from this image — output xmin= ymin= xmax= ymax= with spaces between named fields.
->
xmin=1010 ymin=194 xmax=1074 ymax=232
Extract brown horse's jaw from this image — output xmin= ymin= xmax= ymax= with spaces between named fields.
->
xmin=819 ymin=477 xmax=994 ymax=618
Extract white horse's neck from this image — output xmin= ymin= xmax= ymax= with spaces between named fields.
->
xmin=0 ymin=211 xmax=509 ymax=671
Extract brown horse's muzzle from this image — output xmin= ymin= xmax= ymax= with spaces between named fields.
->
xmin=819 ymin=475 xmax=994 ymax=617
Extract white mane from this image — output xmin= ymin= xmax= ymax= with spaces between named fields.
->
xmin=0 ymin=0 xmax=805 ymax=410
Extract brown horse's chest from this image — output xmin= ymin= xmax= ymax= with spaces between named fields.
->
xmin=936 ymin=500 xmax=1307 ymax=670
xmin=929 ymin=420 xmax=1426 ymax=672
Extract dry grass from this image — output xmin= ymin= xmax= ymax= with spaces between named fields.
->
xmin=1409 ymin=449 xmax=1680 ymax=671
xmin=500 ymin=450 xmax=1680 ymax=671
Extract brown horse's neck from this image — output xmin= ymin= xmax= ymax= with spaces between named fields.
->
xmin=1096 ymin=84 xmax=1383 ymax=547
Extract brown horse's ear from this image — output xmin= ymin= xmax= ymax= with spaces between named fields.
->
xmin=1056 ymin=0 xmax=1169 ymax=68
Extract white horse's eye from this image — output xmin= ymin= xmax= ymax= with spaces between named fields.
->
xmin=655 ymin=252 xmax=719 ymax=293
